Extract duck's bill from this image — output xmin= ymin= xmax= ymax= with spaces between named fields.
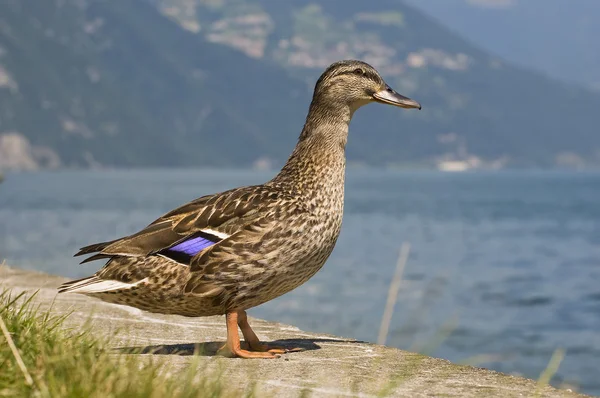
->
xmin=373 ymin=85 xmax=421 ymax=110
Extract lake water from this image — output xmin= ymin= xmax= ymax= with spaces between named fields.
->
xmin=1 ymin=169 xmax=599 ymax=394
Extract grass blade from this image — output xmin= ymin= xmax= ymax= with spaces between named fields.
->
xmin=378 ymin=242 xmax=410 ymax=346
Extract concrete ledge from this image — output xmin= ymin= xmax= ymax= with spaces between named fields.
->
xmin=0 ymin=265 xmax=590 ymax=398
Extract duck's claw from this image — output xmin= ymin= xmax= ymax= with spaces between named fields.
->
xmin=217 ymin=344 xmax=279 ymax=359
xmin=248 ymin=343 xmax=303 ymax=355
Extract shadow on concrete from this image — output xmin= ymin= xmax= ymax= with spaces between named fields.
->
xmin=116 ymin=338 xmax=363 ymax=357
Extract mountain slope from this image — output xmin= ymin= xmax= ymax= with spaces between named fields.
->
xmin=1 ymin=0 xmax=599 ymax=170
xmin=0 ymin=0 xmax=307 ymax=168
xmin=153 ymin=0 xmax=600 ymax=167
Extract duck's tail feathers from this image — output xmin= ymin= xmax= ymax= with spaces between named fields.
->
xmin=74 ymin=240 xmax=118 ymax=257
xmin=58 ymin=276 xmax=147 ymax=294
xmin=79 ymin=253 xmax=114 ymax=265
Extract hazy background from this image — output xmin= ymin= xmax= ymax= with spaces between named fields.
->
xmin=1 ymin=0 xmax=600 ymax=171
xmin=1 ymin=0 xmax=599 ymax=395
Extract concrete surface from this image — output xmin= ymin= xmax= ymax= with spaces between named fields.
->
xmin=0 ymin=265 xmax=590 ymax=398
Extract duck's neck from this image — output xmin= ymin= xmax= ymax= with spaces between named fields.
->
xmin=271 ymin=98 xmax=356 ymax=199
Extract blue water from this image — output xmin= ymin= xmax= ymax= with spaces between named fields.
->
xmin=1 ymin=169 xmax=599 ymax=394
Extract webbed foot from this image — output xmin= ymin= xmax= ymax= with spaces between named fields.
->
xmin=219 ymin=311 xmax=303 ymax=359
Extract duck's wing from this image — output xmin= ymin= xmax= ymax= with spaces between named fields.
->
xmin=75 ymin=185 xmax=290 ymax=265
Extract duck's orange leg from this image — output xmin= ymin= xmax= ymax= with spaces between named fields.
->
xmin=218 ymin=312 xmax=278 ymax=359
xmin=237 ymin=310 xmax=303 ymax=354
xmin=237 ymin=310 xmax=288 ymax=355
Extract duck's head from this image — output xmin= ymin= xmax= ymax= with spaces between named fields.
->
xmin=313 ymin=60 xmax=421 ymax=112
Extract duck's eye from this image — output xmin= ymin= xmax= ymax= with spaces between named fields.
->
xmin=353 ymin=68 xmax=365 ymax=76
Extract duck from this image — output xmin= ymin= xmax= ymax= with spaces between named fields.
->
xmin=58 ymin=60 xmax=421 ymax=359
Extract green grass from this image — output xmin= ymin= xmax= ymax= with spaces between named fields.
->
xmin=0 ymin=290 xmax=251 ymax=398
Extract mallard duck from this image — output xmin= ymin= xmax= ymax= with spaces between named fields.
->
xmin=58 ymin=60 xmax=421 ymax=358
